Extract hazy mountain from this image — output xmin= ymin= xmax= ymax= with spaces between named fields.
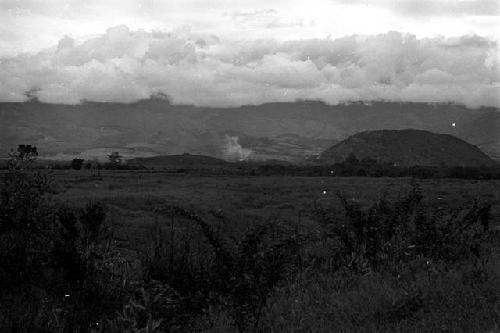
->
xmin=0 ymin=99 xmax=498 ymax=162
xmin=319 ymin=129 xmax=497 ymax=167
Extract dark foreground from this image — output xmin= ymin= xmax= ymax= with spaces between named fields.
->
xmin=1 ymin=169 xmax=500 ymax=332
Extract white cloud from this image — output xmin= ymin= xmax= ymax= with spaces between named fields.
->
xmin=0 ymin=0 xmax=498 ymax=58
xmin=383 ymin=0 xmax=499 ymax=17
xmin=0 ymin=27 xmax=498 ymax=108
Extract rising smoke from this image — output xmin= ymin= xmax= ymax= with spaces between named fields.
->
xmin=223 ymin=135 xmax=252 ymax=161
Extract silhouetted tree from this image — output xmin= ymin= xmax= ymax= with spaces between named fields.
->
xmin=108 ymin=152 xmax=123 ymax=164
xmin=9 ymin=145 xmax=38 ymax=160
xmin=70 ymin=158 xmax=84 ymax=170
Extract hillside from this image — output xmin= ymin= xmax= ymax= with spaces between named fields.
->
xmin=127 ymin=154 xmax=229 ymax=169
xmin=0 ymin=99 xmax=498 ymax=162
xmin=319 ymin=129 xmax=497 ymax=167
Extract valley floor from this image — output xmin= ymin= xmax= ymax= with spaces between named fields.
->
xmin=53 ymin=170 xmax=500 ymax=220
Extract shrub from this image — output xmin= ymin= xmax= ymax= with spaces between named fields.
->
xmin=49 ymin=202 xmax=130 ymax=331
xmin=70 ymin=158 xmax=85 ymax=170
xmin=315 ymin=182 xmax=493 ymax=274
xmin=0 ymin=151 xmax=52 ymax=285
xmin=143 ymin=206 xmax=305 ymax=331
xmin=0 ymin=151 xmax=131 ymax=332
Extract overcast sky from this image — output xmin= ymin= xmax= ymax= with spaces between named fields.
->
xmin=0 ymin=0 xmax=498 ymax=107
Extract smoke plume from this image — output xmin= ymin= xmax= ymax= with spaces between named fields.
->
xmin=223 ymin=135 xmax=252 ymax=161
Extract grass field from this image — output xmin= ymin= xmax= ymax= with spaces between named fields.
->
xmin=2 ymin=169 xmax=500 ymax=332
xmin=52 ymin=170 xmax=500 ymax=232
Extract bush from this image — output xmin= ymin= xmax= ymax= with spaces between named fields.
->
xmin=142 ymin=206 xmax=305 ymax=331
xmin=70 ymin=158 xmax=85 ymax=170
xmin=315 ymin=182 xmax=493 ymax=274
xmin=0 ymin=154 xmax=52 ymax=285
xmin=0 ymin=152 xmax=131 ymax=332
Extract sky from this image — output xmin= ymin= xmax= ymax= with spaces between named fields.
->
xmin=0 ymin=0 xmax=498 ymax=107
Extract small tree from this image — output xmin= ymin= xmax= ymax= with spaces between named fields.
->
xmin=1 ymin=145 xmax=50 ymax=285
xmin=108 ymin=152 xmax=122 ymax=165
xmin=70 ymin=158 xmax=84 ymax=170
xmin=8 ymin=144 xmax=38 ymax=169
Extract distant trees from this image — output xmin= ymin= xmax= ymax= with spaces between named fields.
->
xmin=108 ymin=151 xmax=123 ymax=165
xmin=245 ymin=155 xmax=500 ymax=179
xmin=70 ymin=158 xmax=84 ymax=170
xmin=9 ymin=144 xmax=38 ymax=169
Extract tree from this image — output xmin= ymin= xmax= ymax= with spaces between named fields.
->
xmin=1 ymin=145 xmax=50 ymax=285
xmin=70 ymin=158 xmax=84 ymax=170
xmin=9 ymin=144 xmax=38 ymax=169
xmin=108 ymin=152 xmax=123 ymax=164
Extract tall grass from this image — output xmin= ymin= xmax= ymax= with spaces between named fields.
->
xmin=0 ymin=158 xmax=130 ymax=332
xmin=255 ymin=182 xmax=499 ymax=332
xmin=139 ymin=205 xmax=304 ymax=331
xmin=0 ymin=157 xmax=498 ymax=332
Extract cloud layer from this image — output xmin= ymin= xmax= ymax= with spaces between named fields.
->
xmin=0 ymin=26 xmax=498 ymax=108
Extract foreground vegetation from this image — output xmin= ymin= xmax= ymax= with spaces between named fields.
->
xmin=1 ymin=151 xmax=499 ymax=332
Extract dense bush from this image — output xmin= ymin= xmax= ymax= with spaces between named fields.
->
xmin=70 ymin=158 xmax=85 ymax=170
xmin=140 ymin=206 xmax=305 ymax=331
xmin=313 ymin=182 xmax=493 ymax=274
xmin=0 ymin=154 xmax=130 ymax=332
xmin=0 ymin=149 xmax=52 ymax=285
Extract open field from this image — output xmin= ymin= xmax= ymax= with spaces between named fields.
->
xmin=51 ymin=170 xmax=500 ymax=213
xmin=2 ymin=169 xmax=500 ymax=332
xmin=52 ymin=171 xmax=500 ymax=208
xmin=46 ymin=170 xmax=500 ymax=249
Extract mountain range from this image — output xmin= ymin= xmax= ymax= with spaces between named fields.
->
xmin=0 ymin=98 xmax=498 ymax=162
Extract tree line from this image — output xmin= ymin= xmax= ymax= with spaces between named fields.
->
xmin=2 ymin=146 xmax=499 ymax=179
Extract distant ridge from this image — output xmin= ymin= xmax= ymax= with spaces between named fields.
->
xmin=127 ymin=154 xmax=229 ymax=169
xmin=319 ymin=129 xmax=497 ymax=167
xmin=0 ymin=100 xmax=498 ymax=162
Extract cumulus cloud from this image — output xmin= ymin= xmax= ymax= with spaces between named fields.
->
xmin=388 ymin=0 xmax=499 ymax=17
xmin=226 ymin=9 xmax=305 ymax=30
xmin=0 ymin=27 xmax=498 ymax=108
xmin=334 ymin=0 xmax=499 ymax=17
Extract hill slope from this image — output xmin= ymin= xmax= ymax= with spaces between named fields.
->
xmin=0 ymin=99 xmax=498 ymax=161
xmin=319 ymin=129 xmax=497 ymax=167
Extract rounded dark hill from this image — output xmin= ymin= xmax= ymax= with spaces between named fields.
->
xmin=319 ymin=129 xmax=497 ymax=167
xmin=127 ymin=153 xmax=229 ymax=169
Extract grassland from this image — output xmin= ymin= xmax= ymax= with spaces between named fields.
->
xmin=2 ymin=169 xmax=500 ymax=332
xmin=52 ymin=170 xmax=500 ymax=230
